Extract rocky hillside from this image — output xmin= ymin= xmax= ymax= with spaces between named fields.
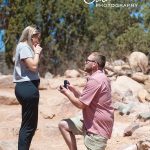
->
xmin=0 ymin=69 xmax=150 ymax=149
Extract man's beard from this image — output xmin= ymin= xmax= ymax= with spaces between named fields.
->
xmin=84 ymin=66 xmax=92 ymax=74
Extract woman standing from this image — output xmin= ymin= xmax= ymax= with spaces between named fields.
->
xmin=13 ymin=25 xmax=42 ymax=150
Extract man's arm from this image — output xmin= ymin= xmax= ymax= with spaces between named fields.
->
xmin=59 ymin=86 xmax=86 ymax=109
xmin=68 ymin=85 xmax=81 ymax=98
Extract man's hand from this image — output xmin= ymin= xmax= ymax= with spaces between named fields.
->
xmin=59 ymin=85 xmax=69 ymax=96
xmin=58 ymin=85 xmax=86 ymax=109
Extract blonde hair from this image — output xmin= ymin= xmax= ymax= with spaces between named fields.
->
xmin=18 ymin=25 xmax=40 ymax=50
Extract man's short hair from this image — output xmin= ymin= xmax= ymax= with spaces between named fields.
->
xmin=92 ymin=52 xmax=106 ymax=69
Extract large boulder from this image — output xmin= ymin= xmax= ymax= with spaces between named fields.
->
xmin=137 ymin=89 xmax=149 ymax=103
xmin=0 ymin=89 xmax=18 ymax=105
xmin=128 ymin=52 xmax=148 ymax=74
xmin=131 ymin=72 xmax=149 ymax=83
xmin=111 ymin=76 xmax=144 ymax=98
xmin=0 ymin=75 xmax=14 ymax=88
xmin=64 ymin=69 xmax=80 ymax=78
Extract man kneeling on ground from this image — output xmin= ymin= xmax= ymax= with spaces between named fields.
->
xmin=58 ymin=52 xmax=114 ymax=150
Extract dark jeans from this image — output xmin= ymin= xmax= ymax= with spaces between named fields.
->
xmin=15 ymin=80 xmax=40 ymax=150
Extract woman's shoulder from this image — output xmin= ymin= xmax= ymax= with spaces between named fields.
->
xmin=18 ymin=42 xmax=29 ymax=47
xmin=17 ymin=42 xmax=31 ymax=51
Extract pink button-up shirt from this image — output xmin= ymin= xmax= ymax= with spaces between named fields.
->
xmin=79 ymin=70 xmax=114 ymax=139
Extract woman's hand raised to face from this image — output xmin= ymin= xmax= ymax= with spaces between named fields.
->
xmin=33 ymin=44 xmax=42 ymax=54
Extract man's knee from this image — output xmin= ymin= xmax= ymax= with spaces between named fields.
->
xmin=58 ymin=120 xmax=69 ymax=131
